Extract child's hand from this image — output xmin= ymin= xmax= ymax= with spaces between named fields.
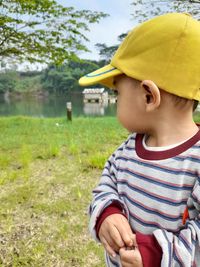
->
xmin=98 ymin=214 xmax=135 ymax=257
xmin=119 ymin=247 xmax=143 ymax=267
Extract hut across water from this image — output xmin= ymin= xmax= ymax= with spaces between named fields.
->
xmin=82 ymin=88 xmax=108 ymax=103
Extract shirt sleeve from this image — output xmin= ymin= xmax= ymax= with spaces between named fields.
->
xmin=88 ymin=141 xmax=129 ymax=242
xmin=136 ymin=232 xmax=162 ymax=267
xmin=153 ymin=178 xmax=200 ymax=267
xmin=95 ymin=203 xmax=162 ymax=267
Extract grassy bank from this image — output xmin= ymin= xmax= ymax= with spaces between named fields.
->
xmin=0 ymin=116 xmax=128 ymax=267
xmin=1 ymin=115 xmax=200 ymax=267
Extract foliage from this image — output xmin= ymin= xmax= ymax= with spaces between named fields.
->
xmin=0 ymin=71 xmax=42 ymax=93
xmin=131 ymin=0 xmax=200 ymax=23
xmin=15 ymin=75 xmax=42 ymax=93
xmin=95 ymin=33 xmax=128 ymax=63
xmin=95 ymin=43 xmax=117 ymax=63
xmin=41 ymin=60 xmax=106 ymax=93
xmin=0 ymin=71 xmax=17 ymax=93
xmin=94 ymin=0 xmax=200 ymax=64
xmin=0 ymin=0 xmax=108 ymax=65
xmin=0 ymin=58 xmax=108 ymax=94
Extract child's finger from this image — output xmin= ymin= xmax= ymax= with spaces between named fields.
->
xmin=114 ymin=216 xmax=136 ymax=247
xmin=119 ymin=247 xmax=143 ymax=267
xmin=119 ymin=247 xmax=134 ymax=267
xmin=109 ymin=224 xmax=125 ymax=248
xmin=100 ymin=236 xmax=117 ymax=258
xmin=119 ymin=247 xmax=135 ymax=264
xmin=99 ymin=227 xmax=121 ymax=252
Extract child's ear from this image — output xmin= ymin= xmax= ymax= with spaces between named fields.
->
xmin=141 ymin=80 xmax=161 ymax=111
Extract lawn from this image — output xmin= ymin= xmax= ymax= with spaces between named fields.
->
xmin=1 ymin=114 xmax=200 ymax=266
xmin=0 ymin=116 xmax=128 ymax=267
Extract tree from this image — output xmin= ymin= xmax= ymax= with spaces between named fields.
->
xmin=95 ymin=33 xmax=128 ymax=63
xmin=131 ymin=0 xmax=200 ymax=23
xmin=0 ymin=71 xmax=17 ymax=93
xmin=0 ymin=0 xmax=108 ymax=65
xmin=95 ymin=43 xmax=117 ymax=63
xmin=96 ymin=1 xmax=200 ymax=61
xmin=41 ymin=60 xmax=103 ymax=93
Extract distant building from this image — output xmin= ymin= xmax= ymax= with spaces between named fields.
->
xmin=82 ymin=88 xmax=108 ymax=103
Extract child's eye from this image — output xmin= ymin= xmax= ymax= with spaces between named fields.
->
xmin=113 ymin=90 xmax=118 ymax=95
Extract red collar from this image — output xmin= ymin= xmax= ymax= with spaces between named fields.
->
xmin=135 ymin=128 xmax=200 ymax=160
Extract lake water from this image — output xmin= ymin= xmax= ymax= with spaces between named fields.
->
xmin=0 ymin=92 xmax=117 ymax=117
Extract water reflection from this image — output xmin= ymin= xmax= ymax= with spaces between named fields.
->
xmin=0 ymin=93 xmax=117 ymax=117
xmin=4 ymin=91 xmax=10 ymax=104
xmin=83 ymin=102 xmax=108 ymax=116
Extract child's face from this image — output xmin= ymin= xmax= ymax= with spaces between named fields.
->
xmin=114 ymin=74 xmax=146 ymax=133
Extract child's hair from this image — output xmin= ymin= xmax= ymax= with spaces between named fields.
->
xmin=168 ymin=93 xmax=199 ymax=111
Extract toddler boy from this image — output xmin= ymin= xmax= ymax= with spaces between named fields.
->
xmin=79 ymin=13 xmax=200 ymax=267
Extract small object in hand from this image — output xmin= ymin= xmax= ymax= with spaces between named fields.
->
xmin=125 ymin=246 xmax=136 ymax=250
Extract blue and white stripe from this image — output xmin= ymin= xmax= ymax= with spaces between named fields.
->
xmin=89 ymin=133 xmax=200 ymax=266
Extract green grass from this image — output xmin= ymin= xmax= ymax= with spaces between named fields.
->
xmin=0 ymin=116 xmax=128 ymax=266
xmin=1 ymin=114 xmax=200 ymax=266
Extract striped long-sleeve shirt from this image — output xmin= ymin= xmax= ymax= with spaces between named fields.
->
xmin=89 ymin=130 xmax=200 ymax=267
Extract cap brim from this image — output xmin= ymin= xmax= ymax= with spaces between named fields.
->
xmin=78 ymin=64 xmax=122 ymax=89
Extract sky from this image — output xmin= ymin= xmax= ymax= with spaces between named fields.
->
xmin=57 ymin=0 xmax=135 ymax=60
xmin=9 ymin=1 xmax=200 ymax=70
xmin=16 ymin=0 xmax=134 ymax=71
xmin=58 ymin=1 xmax=200 ymax=61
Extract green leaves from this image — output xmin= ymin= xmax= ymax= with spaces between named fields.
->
xmin=41 ymin=59 xmax=101 ymax=93
xmin=0 ymin=0 xmax=108 ymax=64
xmin=95 ymin=43 xmax=119 ymax=63
xmin=131 ymin=0 xmax=200 ymax=23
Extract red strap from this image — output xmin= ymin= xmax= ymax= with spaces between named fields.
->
xmin=182 ymin=207 xmax=189 ymax=225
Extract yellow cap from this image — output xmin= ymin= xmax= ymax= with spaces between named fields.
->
xmin=79 ymin=13 xmax=200 ymax=101
xmin=79 ymin=64 xmax=122 ymax=88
